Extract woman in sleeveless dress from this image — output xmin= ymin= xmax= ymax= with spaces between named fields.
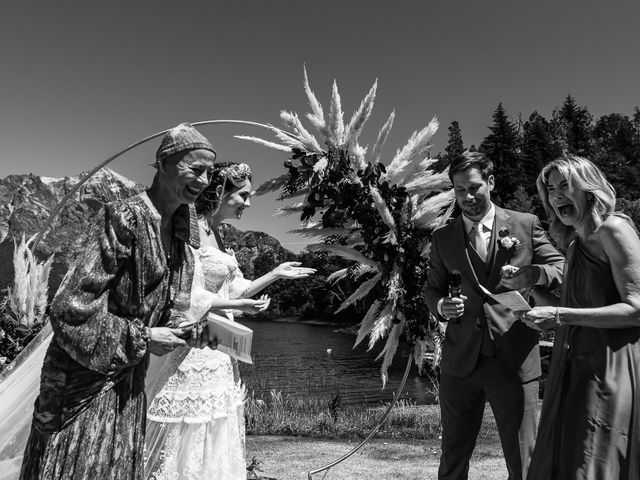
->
xmin=144 ymin=162 xmax=315 ymax=480
xmin=523 ymin=155 xmax=640 ymax=480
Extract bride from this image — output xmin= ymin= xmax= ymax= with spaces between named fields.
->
xmin=144 ymin=162 xmax=315 ymax=480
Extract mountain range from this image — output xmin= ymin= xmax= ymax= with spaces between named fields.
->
xmin=0 ymin=168 xmax=296 ymax=296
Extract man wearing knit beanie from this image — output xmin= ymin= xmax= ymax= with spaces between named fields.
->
xmin=156 ymin=122 xmax=217 ymax=166
xmin=150 ymin=123 xmax=217 ymax=207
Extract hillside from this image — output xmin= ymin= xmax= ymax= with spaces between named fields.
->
xmin=0 ymin=169 xmax=301 ymax=296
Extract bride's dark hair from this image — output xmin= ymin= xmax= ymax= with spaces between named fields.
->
xmin=195 ymin=162 xmax=252 ymax=216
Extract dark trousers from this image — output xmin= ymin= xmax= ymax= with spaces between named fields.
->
xmin=438 ymin=356 xmax=538 ymax=480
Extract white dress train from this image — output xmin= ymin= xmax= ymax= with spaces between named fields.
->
xmin=0 ymin=323 xmax=53 ymax=480
xmin=144 ymin=245 xmax=251 ymax=480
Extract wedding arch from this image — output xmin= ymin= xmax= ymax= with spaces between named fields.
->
xmin=20 ymin=69 xmax=453 ymax=479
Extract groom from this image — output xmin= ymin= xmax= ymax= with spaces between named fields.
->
xmin=424 ymin=151 xmax=564 ymax=480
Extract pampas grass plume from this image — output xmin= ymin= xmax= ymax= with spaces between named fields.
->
xmin=7 ymin=234 xmax=53 ymax=328
xmin=303 ymin=65 xmax=326 ymax=132
xmin=233 ymin=135 xmax=291 ymax=153
xmin=344 ymin=80 xmax=377 ymax=147
xmin=354 ymin=300 xmax=382 ymax=347
xmin=412 ymin=189 xmax=455 ymax=230
xmin=386 ymin=117 xmax=439 ymax=179
xmin=372 ymin=110 xmax=395 ymax=164
xmin=279 ymin=110 xmax=322 ymax=152
xmin=378 ymin=322 xmax=403 ymax=388
xmin=328 ymin=80 xmax=345 ymax=147
xmin=336 ymin=272 xmax=382 ymax=313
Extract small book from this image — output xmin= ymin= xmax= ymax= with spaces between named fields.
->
xmin=207 ymin=312 xmax=254 ymax=364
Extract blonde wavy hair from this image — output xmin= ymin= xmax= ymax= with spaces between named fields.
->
xmin=536 ymin=154 xmax=616 ymax=251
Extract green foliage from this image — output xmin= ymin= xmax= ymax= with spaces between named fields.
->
xmin=592 ymin=113 xmax=640 ymax=201
xmin=503 ymin=185 xmax=539 ymax=217
xmin=283 ymin=144 xmax=442 ymax=342
xmin=520 ymin=111 xmax=562 ymax=193
xmin=432 ymin=120 xmax=465 ymax=173
xmin=480 ymin=103 xmax=524 ymax=205
xmin=451 ymin=97 xmax=640 ymax=219
xmin=554 ymin=95 xmax=595 ymax=157
xmin=252 ymin=253 xmax=359 ymax=322
xmin=617 ymin=198 xmax=640 ymax=229
xmin=252 ymin=252 xmax=279 ymax=278
xmin=445 ymin=121 xmax=465 ymax=160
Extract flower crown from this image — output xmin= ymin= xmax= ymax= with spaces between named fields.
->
xmin=218 ymin=163 xmax=252 ymax=187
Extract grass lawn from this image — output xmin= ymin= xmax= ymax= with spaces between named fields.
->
xmin=246 ymin=403 xmax=509 ymax=480
xmin=247 ymin=436 xmax=505 ymax=480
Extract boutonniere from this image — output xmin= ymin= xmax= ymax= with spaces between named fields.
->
xmin=498 ymin=226 xmax=520 ymax=249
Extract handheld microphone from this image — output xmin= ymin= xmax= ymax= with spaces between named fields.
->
xmin=448 ymin=269 xmax=462 ymax=298
xmin=447 ymin=269 xmax=462 ymax=323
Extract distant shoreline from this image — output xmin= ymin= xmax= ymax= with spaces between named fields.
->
xmin=244 ymin=316 xmax=358 ymax=333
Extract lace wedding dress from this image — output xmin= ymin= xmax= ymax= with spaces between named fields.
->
xmin=144 ymin=245 xmax=252 ymax=480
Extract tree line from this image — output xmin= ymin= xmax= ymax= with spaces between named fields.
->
xmin=432 ymin=96 xmax=640 ymax=225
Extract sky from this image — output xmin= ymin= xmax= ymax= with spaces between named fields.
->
xmin=1 ymin=1 xmax=638 ymax=251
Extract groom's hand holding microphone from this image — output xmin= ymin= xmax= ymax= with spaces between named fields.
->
xmin=438 ymin=270 xmax=468 ymax=322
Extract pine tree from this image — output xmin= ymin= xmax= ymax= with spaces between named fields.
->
xmin=631 ymin=107 xmax=640 ymax=164
xmin=432 ymin=121 xmax=465 ymax=173
xmin=521 ymin=111 xmax=561 ymax=192
xmin=593 ymin=113 xmax=639 ymax=200
xmin=553 ymin=95 xmax=594 ymax=157
xmin=445 ymin=121 xmax=465 ymax=161
xmin=632 ymin=107 xmax=640 ymax=136
xmin=480 ymin=103 xmax=523 ymax=204
xmin=594 ymin=113 xmax=635 ymax=162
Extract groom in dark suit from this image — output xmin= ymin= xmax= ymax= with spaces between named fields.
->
xmin=424 ymin=151 xmax=564 ymax=480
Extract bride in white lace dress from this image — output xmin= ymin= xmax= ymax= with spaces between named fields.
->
xmin=144 ymin=162 xmax=315 ymax=480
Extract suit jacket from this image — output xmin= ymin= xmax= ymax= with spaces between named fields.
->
xmin=424 ymin=206 xmax=564 ymax=382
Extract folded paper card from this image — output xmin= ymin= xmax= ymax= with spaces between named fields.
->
xmin=207 ymin=312 xmax=254 ymax=364
xmin=479 ymin=285 xmax=532 ymax=312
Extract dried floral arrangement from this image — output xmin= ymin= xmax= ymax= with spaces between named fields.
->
xmin=239 ymin=69 xmax=455 ymax=384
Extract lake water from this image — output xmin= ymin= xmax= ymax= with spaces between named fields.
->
xmin=237 ymin=319 xmax=436 ymax=406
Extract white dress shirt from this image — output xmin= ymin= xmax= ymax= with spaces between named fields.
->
xmin=436 ymin=204 xmax=496 ymax=318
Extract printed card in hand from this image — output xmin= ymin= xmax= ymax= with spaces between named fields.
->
xmin=479 ymin=284 xmax=532 ymax=312
xmin=207 ymin=312 xmax=254 ymax=364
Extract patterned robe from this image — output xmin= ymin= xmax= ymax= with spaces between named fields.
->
xmin=20 ymin=194 xmax=197 ymax=480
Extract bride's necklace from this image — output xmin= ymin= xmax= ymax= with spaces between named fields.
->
xmin=201 ymin=219 xmax=226 ymax=251
xmin=200 ymin=216 xmax=216 ymax=236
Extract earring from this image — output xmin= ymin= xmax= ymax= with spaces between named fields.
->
xmin=208 ymin=176 xmax=228 ymax=217
xmin=209 ymin=198 xmax=222 ymax=217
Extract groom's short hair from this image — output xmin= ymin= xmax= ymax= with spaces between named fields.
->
xmin=449 ymin=150 xmax=494 ymax=182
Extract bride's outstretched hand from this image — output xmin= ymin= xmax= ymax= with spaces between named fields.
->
xmin=237 ymin=296 xmax=270 ymax=314
xmin=255 ymin=294 xmax=271 ymax=312
xmin=272 ymin=261 xmax=316 ymax=279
